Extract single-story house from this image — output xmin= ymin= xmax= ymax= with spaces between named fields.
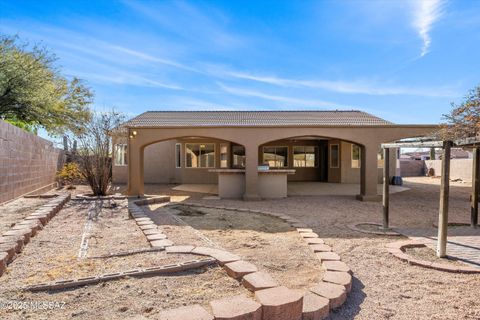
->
xmin=112 ymin=110 xmax=435 ymax=200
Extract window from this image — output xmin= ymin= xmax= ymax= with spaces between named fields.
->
xmin=114 ymin=144 xmax=127 ymax=166
xmin=185 ymin=143 xmax=215 ymax=168
xmin=263 ymin=146 xmax=288 ymax=167
xmin=175 ymin=143 xmax=181 ymax=168
xmin=220 ymin=144 xmax=228 ymax=168
xmin=330 ymin=144 xmax=339 ymax=168
xmin=377 ymin=149 xmax=384 ymax=168
xmin=351 ymin=144 xmax=361 ymax=168
xmin=293 ymin=146 xmax=317 ymax=167
xmin=232 ymin=145 xmax=246 ymax=168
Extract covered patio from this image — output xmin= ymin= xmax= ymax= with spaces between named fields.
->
xmin=171 ymin=182 xmax=410 ymax=197
xmin=114 ymin=111 xmax=435 ymax=202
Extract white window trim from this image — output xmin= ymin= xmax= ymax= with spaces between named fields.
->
xmin=114 ymin=144 xmax=127 ymax=166
xmin=351 ymin=144 xmax=361 ymax=169
xmin=293 ymin=146 xmax=318 ymax=168
xmin=175 ymin=143 xmax=181 ymax=168
xmin=219 ymin=143 xmax=229 ymax=168
xmin=262 ymin=146 xmax=289 ymax=168
xmin=329 ymin=144 xmax=340 ymax=168
xmin=184 ymin=143 xmax=216 ymax=169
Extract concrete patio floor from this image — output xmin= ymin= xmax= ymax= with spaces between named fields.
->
xmin=172 ymin=182 xmax=409 ymax=196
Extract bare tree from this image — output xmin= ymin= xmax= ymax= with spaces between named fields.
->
xmin=72 ymin=110 xmax=125 ymax=196
xmin=439 ymin=85 xmax=480 ymax=141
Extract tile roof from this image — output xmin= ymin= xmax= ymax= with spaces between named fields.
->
xmin=121 ymin=110 xmax=393 ymax=128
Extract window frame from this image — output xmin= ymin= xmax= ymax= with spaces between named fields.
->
xmin=329 ymin=144 xmax=340 ymax=168
xmin=351 ymin=144 xmax=361 ymax=169
xmin=293 ymin=146 xmax=318 ymax=168
xmin=219 ymin=143 xmax=228 ymax=168
xmin=114 ymin=144 xmax=128 ymax=166
xmin=232 ymin=145 xmax=246 ymax=168
xmin=377 ymin=148 xmax=385 ymax=168
xmin=262 ymin=146 xmax=289 ymax=168
xmin=184 ymin=143 xmax=216 ymax=169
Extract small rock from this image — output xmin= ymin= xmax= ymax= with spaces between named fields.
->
xmin=118 ymin=306 xmax=128 ymax=312
xmin=143 ymin=306 xmax=154 ymax=313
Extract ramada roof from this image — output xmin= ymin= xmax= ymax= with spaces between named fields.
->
xmin=121 ymin=110 xmax=393 ymax=128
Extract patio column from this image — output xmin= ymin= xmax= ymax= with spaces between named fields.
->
xmin=127 ymin=137 xmax=145 ymax=197
xmin=357 ymin=144 xmax=381 ymax=201
xmin=382 ymin=148 xmax=390 ymax=229
xmin=243 ymin=143 xmax=260 ymax=200
xmin=471 ymin=147 xmax=479 ymax=227
xmin=437 ymin=140 xmax=452 ymax=258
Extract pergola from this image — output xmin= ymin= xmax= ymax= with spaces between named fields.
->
xmin=381 ymin=136 xmax=480 ymax=257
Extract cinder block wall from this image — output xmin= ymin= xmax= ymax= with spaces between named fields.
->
xmin=400 ymin=159 xmax=474 ymax=182
xmin=425 ymin=159 xmax=473 ymax=182
xmin=400 ymin=160 xmax=426 ymax=177
xmin=0 ymin=120 xmax=64 ymax=204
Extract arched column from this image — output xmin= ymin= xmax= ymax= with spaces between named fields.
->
xmin=127 ymin=137 xmax=145 ymax=196
xmin=357 ymin=143 xmax=382 ymax=201
xmin=243 ymin=143 xmax=260 ymax=200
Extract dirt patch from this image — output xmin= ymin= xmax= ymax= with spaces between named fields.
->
xmin=0 ymin=197 xmax=49 ymax=235
xmin=0 ymin=265 xmax=248 ymax=320
xmin=0 ymin=201 xmax=200 ymax=287
xmin=0 ymin=199 xmax=250 ymax=319
xmin=404 ymin=246 xmax=467 ymax=266
xmin=169 ymin=206 xmax=322 ymax=291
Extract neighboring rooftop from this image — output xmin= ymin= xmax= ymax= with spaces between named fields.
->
xmin=120 ymin=110 xmax=393 ymax=128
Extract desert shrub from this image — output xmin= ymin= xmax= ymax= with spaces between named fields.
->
xmin=57 ymin=162 xmax=83 ymax=188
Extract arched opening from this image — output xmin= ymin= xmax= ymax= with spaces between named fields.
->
xmin=257 ymin=135 xmax=389 ymax=197
xmin=121 ymin=135 xmax=246 ymax=196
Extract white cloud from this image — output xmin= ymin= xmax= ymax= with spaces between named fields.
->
xmin=217 ymin=83 xmax=347 ymax=108
xmin=225 ymin=71 xmax=457 ymax=97
xmin=411 ymin=0 xmax=445 ymax=57
xmin=105 ymin=45 xmax=201 ymax=73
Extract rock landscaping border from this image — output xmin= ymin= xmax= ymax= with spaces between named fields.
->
xmin=0 ymin=193 xmax=71 ymax=278
xmin=128 ymin=196 xmax=172 ymax=248
xmin=74 ymin=193 xmax=126 ymax=201
xmin=431 ymin=221 xmax=479 ymax=228
xmin=129 ymin=200 xmax=354 ymax=320
xmin=23 ymin=258 xmax=215 ymax=292
xmin=347 ymin=222 xmax=401 ymax=236
xmin=386 ymin=240 xmax=480 ymax=274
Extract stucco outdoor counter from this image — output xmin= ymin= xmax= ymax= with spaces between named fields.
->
xmin=209 ymin=169 xmax=296 ymax=199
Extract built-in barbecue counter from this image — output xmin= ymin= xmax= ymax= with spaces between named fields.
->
xmin=209 ymin=168 xmax=295 ymax=199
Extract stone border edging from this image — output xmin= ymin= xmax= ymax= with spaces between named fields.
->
xmin=23 ymin=258 xmax=215 ymax=292
xmin=154 ymin=202 xmax=354 ymax=320
xmin=347 ymin=222 xmax=401 ymax=236
xmin=74 ymin=193 xmax=126 ymax=201
xmin=0 ymin=193 xmax=71 ymax=277
xmin=128 ymin=196 xmax=172 ymax=248
xmin=431 ymin=221 xmax=480 ymax=228
xmin=386 ymin=240 xmax=480 ymax=274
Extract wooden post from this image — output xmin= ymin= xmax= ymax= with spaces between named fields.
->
xmin=430 ymin=148 xmax=436 ymax=160
xmin=471 ymin=147 xmax=479 ymax=228
xmin=382 ymin=148 xmax=390 ymax=229
xmin=437 ymin=141 xmax=452 ymax=258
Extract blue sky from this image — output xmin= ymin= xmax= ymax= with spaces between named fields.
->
xmin=1 ymin=0 xmax=479 ymax=125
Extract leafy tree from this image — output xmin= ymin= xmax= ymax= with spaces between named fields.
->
xmin=0 ymin=35 xmax=93 ymax=135
xmin=440 ymin=86 xmax=480 ymax=140
xmin=71 ymin=110 xmax=125 ymax=196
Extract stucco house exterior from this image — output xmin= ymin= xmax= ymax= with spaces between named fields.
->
xmin=112 ymin=110 xmax=435 ymax=201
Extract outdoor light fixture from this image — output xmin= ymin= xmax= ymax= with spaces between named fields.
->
xmin=129 ymin=130 xmax=138 ymax=139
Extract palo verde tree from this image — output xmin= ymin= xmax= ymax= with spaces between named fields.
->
xmin=439 ymin=85 xmax=480 ymax=141
xmin=0 ymin=35 xmax=93 ymax=135
xmin=71 ymin=110 xmax=125 ymax=196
